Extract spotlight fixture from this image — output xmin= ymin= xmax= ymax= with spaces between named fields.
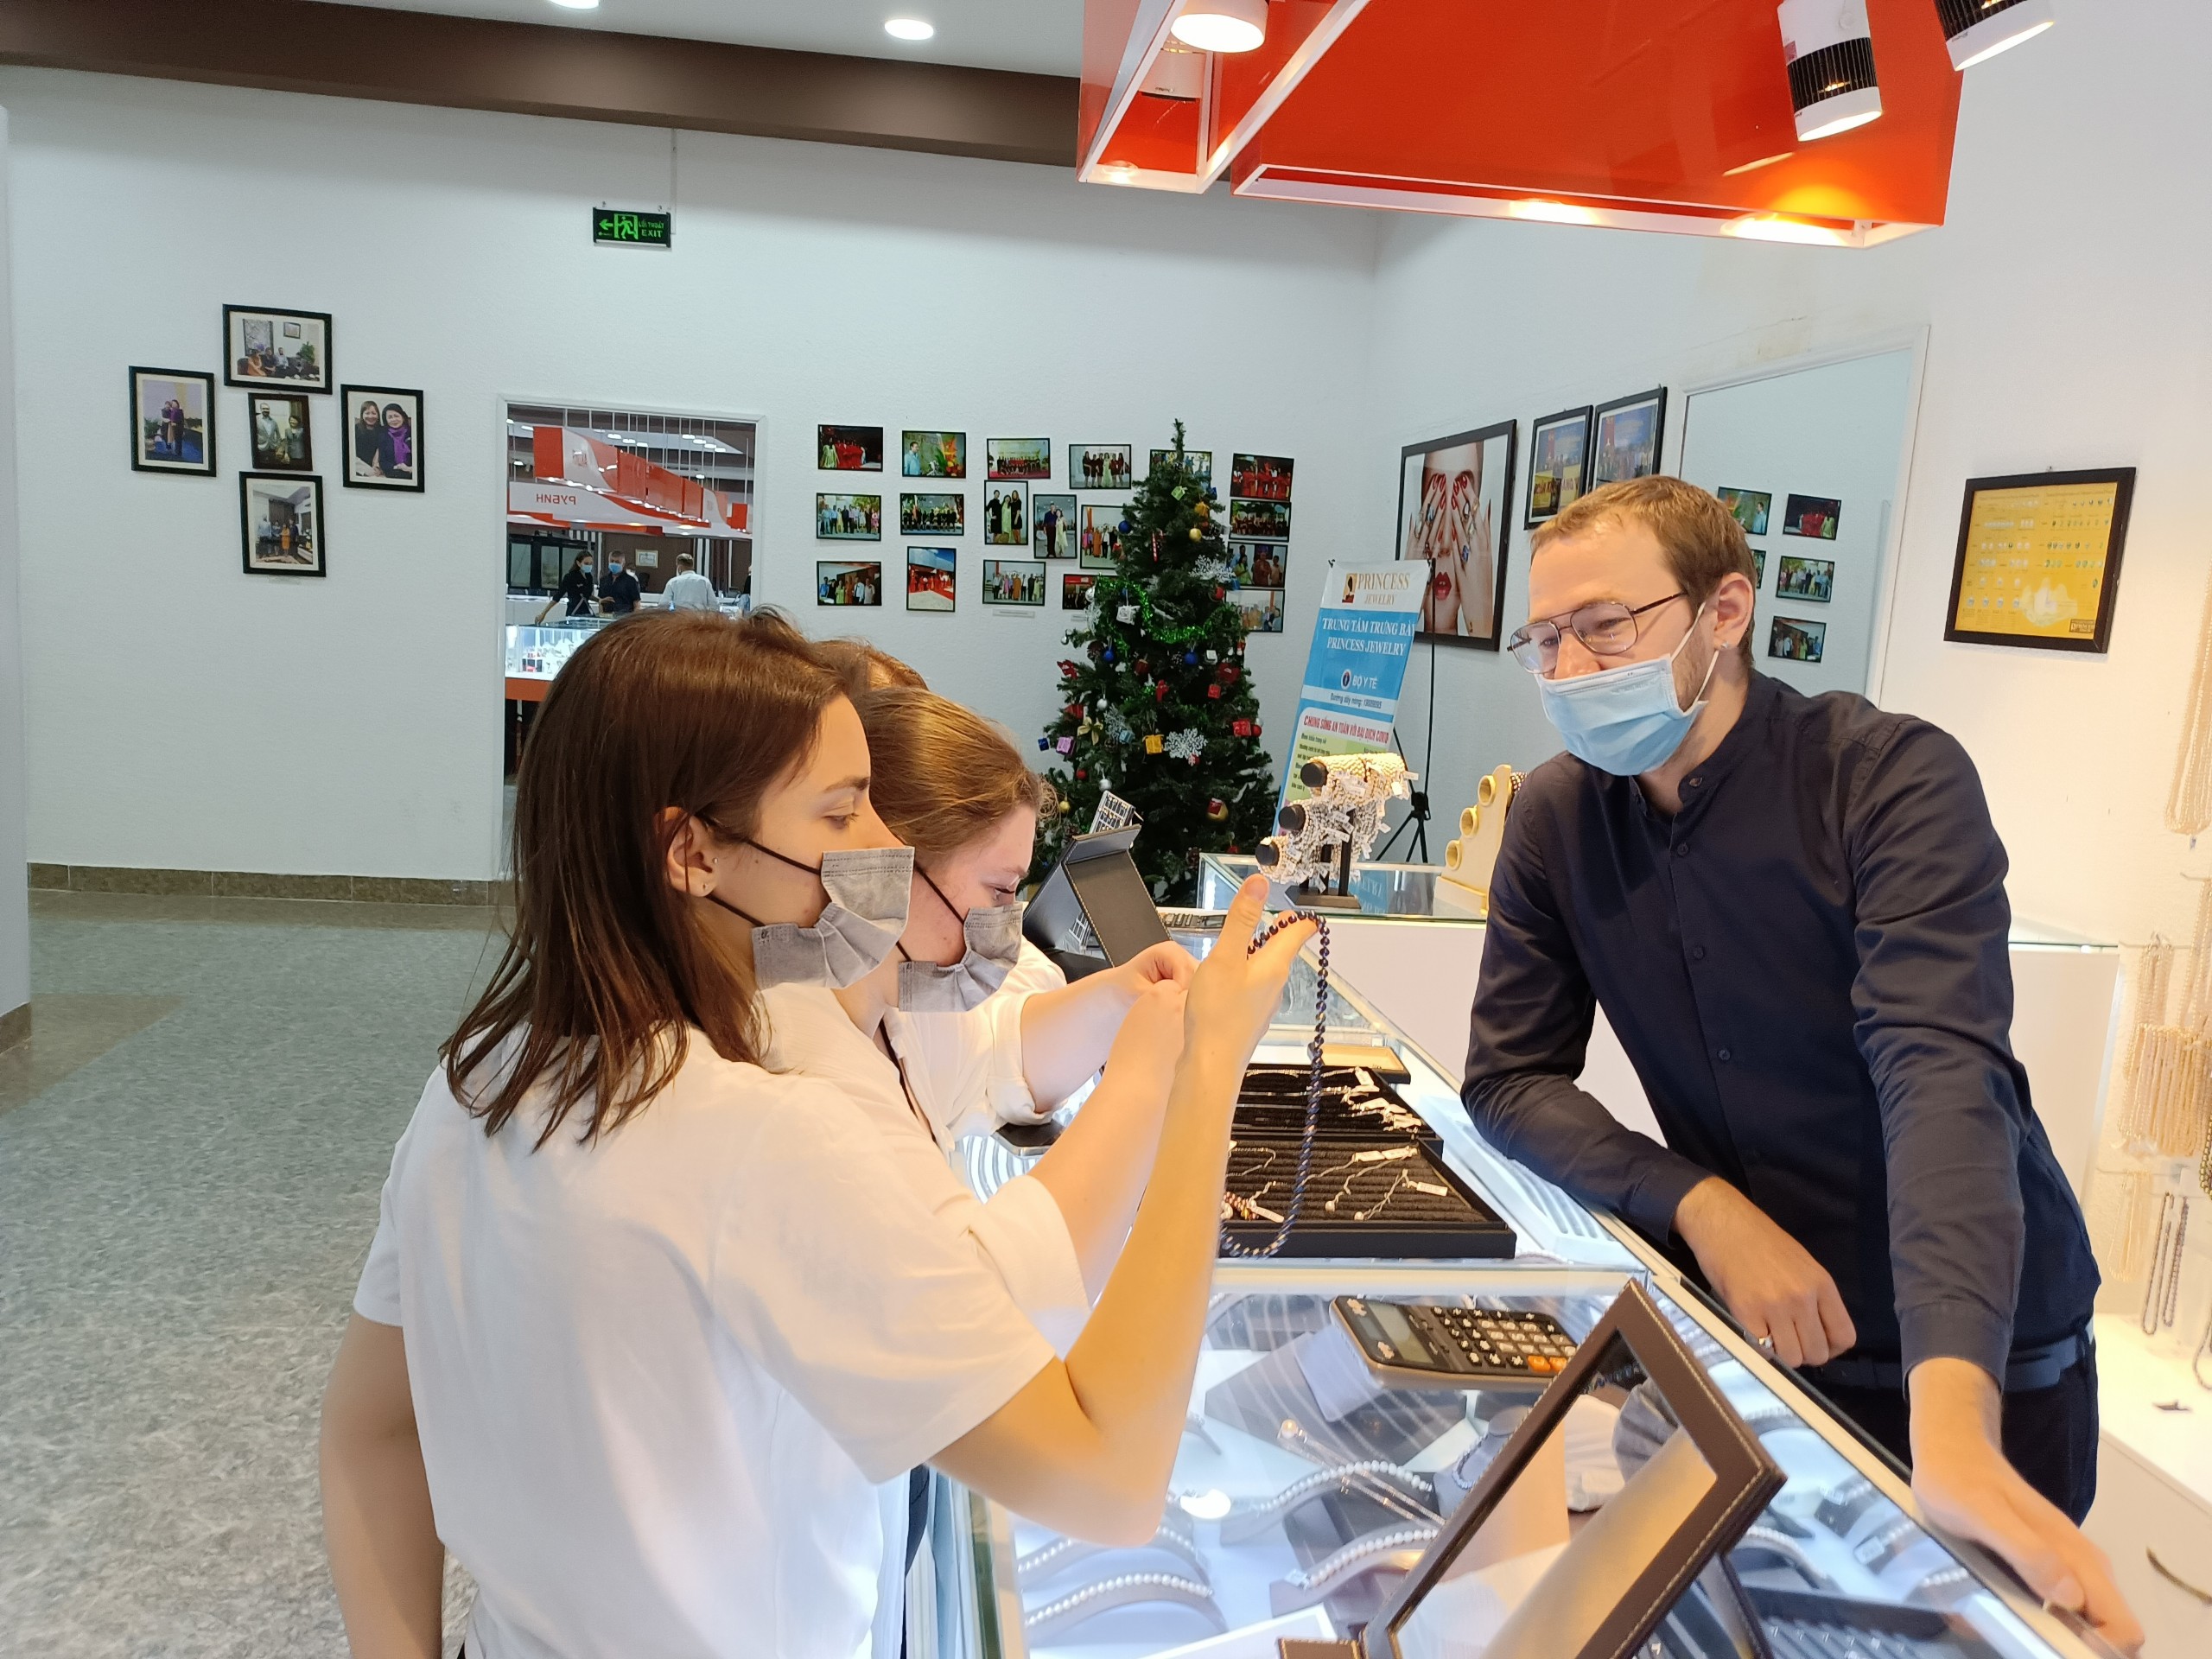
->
xmin=1171 ymin=0 xmax=1268 ymax=55
xmin=885 ymin=17 xmax=935 ymax=41
xmin=1936 ymin=0 xmax=2055 ymax=69
xmin=1141 ymin=42 xmax=1207 ymax=100
xmin=1777 ymin=0 xmax=1881 ymax=141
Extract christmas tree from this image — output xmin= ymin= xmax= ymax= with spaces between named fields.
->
xmin=1033 ymin=421 xmax=1277 ymax=901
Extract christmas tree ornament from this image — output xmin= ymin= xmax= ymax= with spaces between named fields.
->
xmin=1037 ymin=736 xmax=1051 ymax=751
xmin=1077 ymin=769 xmax=1087 ymax=780
xmin=1207 ymin=798 xmax=1229 ymax=822
xmin=1205 ymin=649 xmax=1219 ymax=663
xmin=1056 ymin=736 xmax=1074 ymax=754
xmin=1195 ymin=500 xmax=1210 ymax=518
xmin=1166 ymin=728 xmax=1205 ymax=761
xmin=1154 ymin=682 xmax=1168 ymax=702
xmin=1232 ymin=718 xmax=1252 ymax=737
xmin=1135 ymin=660 xmax=1150 ymax=677
xmin=1144 ymin=734 xmax=1165 ymax=754
xmin=1117 ymin=604 xmax=1138 ymax=624
xmin=1183 ymin=650 xmax=1198 ymax=665
xmin=1189 ymin=526 xmax=1203 ymax=542
xmin=1208 ymin=685 xmax=1222 ymax=700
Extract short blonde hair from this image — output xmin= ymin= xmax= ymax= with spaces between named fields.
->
xmin=1531 ymin=475 xmax=1757 ymax=664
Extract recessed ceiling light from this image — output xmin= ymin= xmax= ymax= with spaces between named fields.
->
xmin=885 ymin=17 xmax=935 ymax=41
xmin=1171 ymin=1 xmax=1268 ymax=54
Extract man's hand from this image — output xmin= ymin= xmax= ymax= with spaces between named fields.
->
xmin=1910 ymin=1359 xmax=2141 ymax=1653
xmin=1672 ymin=1177 xmax=1856 ymax=1367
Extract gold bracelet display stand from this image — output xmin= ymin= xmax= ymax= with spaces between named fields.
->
xmin=1437 ymin=765 xmax=1521 ymax=919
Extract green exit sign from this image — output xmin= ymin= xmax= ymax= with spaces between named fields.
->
xmin=592 ymin=207 xmax=672 ymax=250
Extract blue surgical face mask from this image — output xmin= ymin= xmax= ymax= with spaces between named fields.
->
xmin=1535 ymin=605 xmax=1720 ymax=777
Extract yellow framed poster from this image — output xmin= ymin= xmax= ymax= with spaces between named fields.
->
xmin=1944 ymin=467 xmax=2136 ymax=653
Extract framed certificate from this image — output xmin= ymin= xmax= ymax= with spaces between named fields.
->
xmin=1943 ymin=467 xmax=2136 ymax=653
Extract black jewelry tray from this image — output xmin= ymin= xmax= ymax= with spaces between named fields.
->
xmin=1234 ymin=1064 xmax=1434 ymax=1144
xmin=1219 ymin=1130 xmax=1516 ymax=1260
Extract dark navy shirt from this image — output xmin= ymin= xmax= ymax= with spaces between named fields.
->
xmin=1461 ymin=671 xmax=2097 ymax=1383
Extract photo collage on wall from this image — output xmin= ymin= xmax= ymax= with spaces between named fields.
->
xmin=820 ymin=428 xmax=1281 ymax=621
xmin=1227 ymin=452 xmax=1294 ymax=634
xmin=1717 ymin=482 xmax=1840 ymax=665
xmin=130 ymin=304 xmax=426 ymax=581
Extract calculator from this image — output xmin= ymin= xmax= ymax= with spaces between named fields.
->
xmin=1332 ymin=1296 xmax=1578 ymax=1389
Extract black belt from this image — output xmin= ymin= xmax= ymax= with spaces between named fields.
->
xmin=1802 ymin=1326 xmax=2092 ymax=1395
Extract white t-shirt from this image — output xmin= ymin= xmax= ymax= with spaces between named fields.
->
xmin=353 ymin=1033 xmax=1053 ymax=1659
xmin=895 ymin=942 xmax=1072 ymax=1134
xmin=662 ymin=569 xmax=719 ymax=611
xmin=760 ymin=986 xmax=1090 ymax=1351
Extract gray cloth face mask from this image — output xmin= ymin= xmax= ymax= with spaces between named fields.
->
xmin=896 ymin=867 xmax=1025 ymax=1013
xmin=709 ymin=841 xmax=913 ymax=990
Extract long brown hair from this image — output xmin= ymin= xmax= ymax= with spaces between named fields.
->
xmin=856 ymin=687 xmax=1049 ymax=867
xmin=446 ymin=610 xmax=841 ymax=1143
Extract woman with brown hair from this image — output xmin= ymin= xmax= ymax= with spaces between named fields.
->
xmin=318 ymin=610 xmax=1309 ymax=1658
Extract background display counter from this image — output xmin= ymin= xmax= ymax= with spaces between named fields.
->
xmin=919 ymin=959 xmax=2112 ymax=1659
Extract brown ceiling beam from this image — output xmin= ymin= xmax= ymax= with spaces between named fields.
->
xmin=0 ymin=0 xmax=1078 ymax=167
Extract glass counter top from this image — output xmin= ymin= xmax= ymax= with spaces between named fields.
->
xmin=934 ymin=1272 xmax=2090 ymax=1659
xmin=504 ymin=620 xmax=609 ymax=680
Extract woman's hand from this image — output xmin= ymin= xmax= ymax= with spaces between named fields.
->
xmin=1108 ymin=940 xmax=1197 ymax=1000
xmin=1185 ymin=876 xmax=1314 ymax=1066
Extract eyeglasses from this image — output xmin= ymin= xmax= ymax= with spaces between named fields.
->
xmin=1506 ymin=593 xmax=1686 ymax=675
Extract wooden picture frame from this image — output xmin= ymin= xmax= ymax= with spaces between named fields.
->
xmin=340 ymin=385 xmax=423 ymax=491
xmin=1395 ymin=418 xmax=1518 ymax=650
xmin=1590 ymin=386 xmax=1666 ymax=487
xmin=240 ymin=473 xmax=326 ymax=576
xmin=1525 ymin=404 xmax=1592 ymax=526
xmin=1942 ymin=467 xmax=2136 ymax=654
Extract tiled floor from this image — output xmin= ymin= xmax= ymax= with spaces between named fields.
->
xmin=0 ymin=893 xmax=505 ymax=1654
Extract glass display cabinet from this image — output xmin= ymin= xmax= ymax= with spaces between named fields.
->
xmin=921 ymin=958 xmax=2113 ymax=1659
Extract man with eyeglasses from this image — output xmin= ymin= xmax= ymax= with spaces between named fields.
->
xmin=1462 ymin=475 xmax=2135 ymax=1649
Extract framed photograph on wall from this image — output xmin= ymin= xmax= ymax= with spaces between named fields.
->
xmin=1525 ymin=405 xmax=1591 ymax=526
xmin=1149 ymin=448 xmax=1212 ymax=487
xmin=818 ymin=424 xmax=883 ymax=471
xmin=1230 ymin=453 xmax=1294 ymax=501
xmin=240 ymin=473 xmax=325 ymax=576
xmin=1078 ymin=501 xmax=1128 ymax=569
xmin=899 ymin=492 xmax=963 ymax=536
xmin=900 ymin=429 xmax=965 ymax=478
xmin=1234 ymin=588 xmax=1285 ymax=634
xmin=1395 ymin=419 xmax=1518 ymax=648
xmin=1769 ymin=615 xmax=1827 ymax=663
xmin=1751 ymin=548 xmax=1767 ymax=589
xmin=982 ymin=481 xmax=1029 ymax=546
xmin=1227 ymin=540 xmax=1287 ymax=590
xmin=1943 ymin=467 xmax=2136 ymax=654
xmin=817 ymin=493 xmax=882 ymax=540
xmin=340 ymin=385 xmax=422 ymax=490
xmin=248 ymin=392 xmax=312 ymax=472
xmin=1070 ymin=443 xmax=1133 ymax=491
xmin=987 ymin=437 xmax=1052 ymax=480
xmin=1781 ymin=493 xmax=1841 ymax=539
xmin=1061 ymin=573 xmax=1096 ymax=610
xmin=1229 ymin=499 xmax=1291 ymax=541
xmin=1776 ymin=554 xmax=1834 ymax=603
xmin=1591 ymin=387 xmax=1666 ymax=486
xmin=224 ymin=305 xmax=332 ymax=391
xmin=1033 ymin=493 xmax=1077 ymax=559
xmin=129 ymin=366 xmax=214 ymax=474
xmin=982 ymin=558 xmax=1046 ymax=606
xmin=906 ymin=546 xmax=956 ymax=611
xmin=817 ymin=560 xmax=883 ymax=607
xmin=1718 ymin=486 xmax=1771 ymax=537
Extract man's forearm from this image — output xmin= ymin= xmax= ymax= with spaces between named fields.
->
xmin=1464 ymin=1071 xmax=1708 ymax=1238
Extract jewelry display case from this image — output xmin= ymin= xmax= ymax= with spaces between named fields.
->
xmin=920 ymin=957 xmax=2113 ymax=1659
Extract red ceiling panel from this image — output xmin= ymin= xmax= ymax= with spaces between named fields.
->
xmin=1084 ymin=0 xmax=1967 ymax=242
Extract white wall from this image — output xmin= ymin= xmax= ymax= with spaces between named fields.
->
xmin=1369 ymin=0 xmax=2212 ymax=950
xmin=0 ymin=105 xmax=29 ymax=1018
xmin=0 ymin=69 xmax=1379 ymax=880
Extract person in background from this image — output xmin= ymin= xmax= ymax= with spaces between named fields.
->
xmin=1462 ymin=474 xmax=2138 ymax=1650
xmin=662 ymin=551 xmax=718 ymax=613
xmin=536 ymin=553 xmax=595 ymax=624
xmin=381 ymin=404 xmax=415 ymax=480
xmin=353 ymin=399 xmax=388 ymax=478
xmin=598 ymin=553 xmax=641 ymax=616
